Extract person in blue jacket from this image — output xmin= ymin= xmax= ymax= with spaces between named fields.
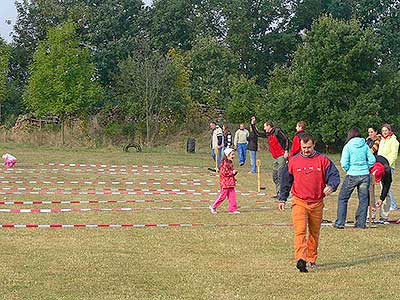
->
xmin=334 ymin=128 xmax=376 ymax=229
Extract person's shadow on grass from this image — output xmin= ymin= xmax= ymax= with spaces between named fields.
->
xmin=318 ymin=252 xmax=400 ymax=270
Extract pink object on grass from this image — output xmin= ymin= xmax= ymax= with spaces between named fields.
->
xmin=2 ymin=153 xmax=16 ymax=168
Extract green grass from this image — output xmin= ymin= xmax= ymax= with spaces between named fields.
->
xmin=0 ymin=144 xmax=399 ymax=300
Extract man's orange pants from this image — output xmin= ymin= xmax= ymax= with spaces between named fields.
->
xmin=291 ymin=196 xmax=324 ymax=263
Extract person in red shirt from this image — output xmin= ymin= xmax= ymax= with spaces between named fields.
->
xmin=251 ymin=116 xmax=289 ymax=198
xmin=289 ymin=121 xmax=307 ymax=159
xmin=209 ymin=148 xmax=240 ymax=214
xmin=279 ymin=133 xmax=340 ymax=272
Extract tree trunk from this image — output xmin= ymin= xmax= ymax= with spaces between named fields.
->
xmin=146 ymin=111 xmax=150 ymax=146
xmin=145 ymin=59 xmax=150 ymax=146
xmin=61 ymin=120 xmax=65 ymax=145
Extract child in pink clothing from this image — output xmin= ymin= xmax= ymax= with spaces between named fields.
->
xmin=2 ymin=153 xmax=17 ymax=168
xmin=209 ymin=148 xmax=240 ymax=214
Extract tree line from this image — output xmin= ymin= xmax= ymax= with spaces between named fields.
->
xmin=0 ymin=0 xmax=399 ymax=146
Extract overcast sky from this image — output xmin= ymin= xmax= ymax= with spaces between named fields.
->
xmin=0 ymin=0 xmax=153 ymax=43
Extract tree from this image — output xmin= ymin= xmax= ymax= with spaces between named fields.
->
xmin=25 ymin=21 xmax=102 ymax=143
xmin=148 ymin=0 xmax=226 ymax=52
xmin=189 ymin=36 xmax=239 ymax=107
xmin=12 ymin=0 xmax=146 ymax=100
xmin=348 ymin=0 xmax=400 ymax=68
xmin=226 ymin=75 xmax=266 ymax=123
xmin=83 ymin=0 xmax=146 ymax=86
xmin=0 ymin=40 xmax=10 ymax=105
xmin=12 ymin=0 xmax=88 ymax=83
xmin=115 ymin=48 xmax=188 ymax=145
xmin=267 ymin=16 xmax=391 ymax=145
xmin=220 ymin=0 xmax=297 ymax=83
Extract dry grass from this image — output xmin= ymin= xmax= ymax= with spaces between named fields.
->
xmin=0 ymin=143 xmax=399 ymax=300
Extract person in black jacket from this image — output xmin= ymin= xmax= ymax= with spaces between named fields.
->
xmin=222 ymin=124 xmax=233 ymax=150
xmin=366 ymin=126 xmax=381 ymax=155
xmin=370 ymin=155 xmax=392 ymax=223
xmin=247 ymin=126 xmax=258 ymax=173
xmin=251 ymin=116 xmax=289 ymax=198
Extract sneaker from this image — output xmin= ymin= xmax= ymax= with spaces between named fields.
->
xmin=271 ymin=194 xmax=278 ymax=199
xmin=209 ymin=206 xmax=217 ymax=214
xmin=296 ymin=259 xmax=308 ymax=273
xmin=229 ymin=210 xmax=240 ymax=214
xmin=239 ymin=162 xmax=244 ymax=166
xmin=332 ymin=223 xmax=345 ymax=229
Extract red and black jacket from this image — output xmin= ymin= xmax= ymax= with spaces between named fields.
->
xmin=279 ymin=151 xmax=340 ymax=202
xmin=251 ymin=124 xmax=289 ymax=158
xmin=371 ymin=155 xmax=392 ymax=201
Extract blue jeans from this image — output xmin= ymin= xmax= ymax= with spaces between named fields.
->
xmin=249 ymin=150 xmax=257 ymax=173
xmin=237 ymin=143 xmax=247 ymax=164
xmin=211 ymin=148 xmax=223 ymax=168
xmin=335 ymin=174 xmax=370 ymax=228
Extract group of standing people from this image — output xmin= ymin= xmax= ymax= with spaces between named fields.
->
xmin=209 ymin=122 xmax=259 ymax=174
xmin=333 ymin=124 xmax=399 ymax=228
xmin=208 ymin=121 xmax=259 ymax=214
xmin=209 ymin=119 xmax=399 ymax=273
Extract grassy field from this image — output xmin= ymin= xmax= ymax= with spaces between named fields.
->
xmin=0 ymin=143 xmax=399 ymax=300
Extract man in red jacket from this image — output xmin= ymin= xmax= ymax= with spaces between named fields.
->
xmin=251 ymin=116 xmax=289 ymax=198
xmin=279 ymin=133 xmax=340 ymax=273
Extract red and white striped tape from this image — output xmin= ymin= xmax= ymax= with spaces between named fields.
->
xmin=0 ymin=175 xmax=213 ymax=184
xmin=4 ymin=167 xmax=197 ymax=175
xmin=0 ymin=205 xmax=272 ymax=213
xmin=0 ymin=187 xmax=266 ymax=196
xmin=0 ymin=199 xmax=276 ymax=205
xmin=0 ymin=222 xmax=396 ymax=229
xmin=0 ymin=179 xmax=213 ymax=186
xmin=0 ymin=223 xmax=292 ymax=228
xmin=4 ymin=170 xmax=195 ymax=177
xmin=37 ymin=163 xmax=201 ymax=170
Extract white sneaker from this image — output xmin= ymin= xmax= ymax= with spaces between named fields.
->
xmin=209 ymin=206 xmax=217 ymax=214
xmin=229 ymin=210 xmax=240 ymax=214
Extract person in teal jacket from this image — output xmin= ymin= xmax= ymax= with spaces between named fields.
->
xmin=334 ymin=128 xmax=376 ymax=229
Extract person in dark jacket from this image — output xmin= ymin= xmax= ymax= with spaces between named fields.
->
xmin=222 ymin=124 xmax=233 ymax=150
xmin=251 ymin=116 xmax=289 ymax=198
xmin=366 ymin=126 xmax=381 ymax=155
xmin=370 ymin=155 xmax=393 ymax=223
xmin=279 ymin=133 xmax=340 ymax=272
xmin=247 ymin=126 xmax=258 ymax=173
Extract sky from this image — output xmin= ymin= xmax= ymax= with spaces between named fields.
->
xmin=0 ymin=0 xmax=153 ymax=43
xmin=0 ymin=0 xmax=18 ymax=42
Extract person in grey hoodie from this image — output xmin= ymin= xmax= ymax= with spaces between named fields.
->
xmin=334 ymin=128 xmax=376 ymax=229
